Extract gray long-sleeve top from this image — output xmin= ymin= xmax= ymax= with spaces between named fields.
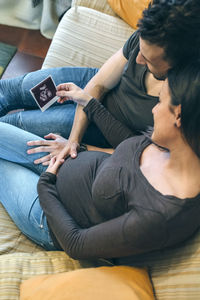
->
xmin=37 ymin=99 xmax=200 ymax=262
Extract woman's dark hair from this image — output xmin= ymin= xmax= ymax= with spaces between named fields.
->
xmin=137 ymin=0 xmax=200 ymax=67
xmin=167 ymin=60 xmax=200 ymax=158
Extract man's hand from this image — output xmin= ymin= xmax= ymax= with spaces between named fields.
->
xmin=56 ymin=82 xmax=93 ymax=106
xmin=27 ymin=133 xmax=79 ymax=165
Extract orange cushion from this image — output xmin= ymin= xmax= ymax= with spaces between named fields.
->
xmin=108 ymin=0 xmax=151 ymax=29
xmin=20 ymin=266 xmax=155 ymax=300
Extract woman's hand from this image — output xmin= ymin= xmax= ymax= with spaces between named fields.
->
xmin=56 ymin=82 xmax=93 ymax=107
xmin=45 ymin=156 xmax=65 ymax=175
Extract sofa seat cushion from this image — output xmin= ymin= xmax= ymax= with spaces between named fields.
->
xmin=42 ymin=6 xmax=134 ymax=69
xmin=0 ymin=251 xmax=83 ymax=300
xmin=0 ymin=203 xmax=43 ymax=255
xmin=130 ymin=227 xmax=200 ymax=300
xmin=20 ymin=266 xmax=155 ymax=300
xmin=150 ymin=229 xmax=200 ymax=300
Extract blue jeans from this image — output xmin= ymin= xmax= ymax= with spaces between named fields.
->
xmin=0 ymin=67 xmax=109 ymax=147
xmin=0 ymin=122 xmax=57 ymax=249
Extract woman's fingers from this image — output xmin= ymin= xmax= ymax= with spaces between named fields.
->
xmin=46 ymin=156 xmax=65 ymax=174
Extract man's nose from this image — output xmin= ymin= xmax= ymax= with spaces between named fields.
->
xmin=136 ymin=52 xmax=146 ymax=65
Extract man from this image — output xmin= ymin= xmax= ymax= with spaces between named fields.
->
xmin=0 ymin=0 xmax=200 ymax=165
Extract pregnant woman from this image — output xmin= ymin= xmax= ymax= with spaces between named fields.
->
xmin=0 ymin=60 xmax=200 ymax=265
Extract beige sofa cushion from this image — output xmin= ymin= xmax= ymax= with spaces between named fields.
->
xmin=72 ymin=0 xmax=116 ymax=16
xmin=131 ymin=228 xmax=200 ymax=300
xmin=42 ymin=6 xmax=134 ymax=69
xmin=0 ymin=203 xmax=43 ymax=255
xmin=150 ymin=229 xmax=200 ymax=300
xmin=0 ymin=251 xmax=82 ymax=300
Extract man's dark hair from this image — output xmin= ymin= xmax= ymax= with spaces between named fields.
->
xmin=137 ymin=0 xmax=200 ymax=67
xmin=167 ymin=60 xmax=200 ymax=158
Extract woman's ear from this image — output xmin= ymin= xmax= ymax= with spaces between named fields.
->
xmin=174 ymin=104 xmax=181 ymax=128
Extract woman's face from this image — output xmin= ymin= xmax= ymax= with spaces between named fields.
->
xmin=151 ymin=79 xmax=180 ymax=147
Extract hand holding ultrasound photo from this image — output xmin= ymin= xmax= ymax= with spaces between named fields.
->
xmin=30 ymin=76 xmax=59 ymax=112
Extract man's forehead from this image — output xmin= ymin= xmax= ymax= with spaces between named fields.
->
xmin=139 ymin=37 xmax=165 ymax=62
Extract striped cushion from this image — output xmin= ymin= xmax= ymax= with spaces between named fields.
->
xmin=131 ymin=228 xmax=200 ymax=300
xmin=72 ymin=0 xmax=116 ymax=16
xmin=42 ymin=6 xmax=134 ymax=69
xmin=150 ymin=229 xmax=200 ymax=300
xmin=0 ymin=203 xmax=43 ymax=255
xmin=0 ymin=251 xmax=82 ymax=300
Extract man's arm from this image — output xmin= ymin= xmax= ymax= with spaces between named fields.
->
xmin=27 ymin=48 xmax=128 ymax=164
xmin=64 ymin=48 xmax=128 ymax=157
xmin=84 ymin=48 xmax=127 ymax=98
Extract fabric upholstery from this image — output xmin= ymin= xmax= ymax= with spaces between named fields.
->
xmin=150 ymin=229 xmax=200 ymax=300
xmin=0 ymin=203 xmax=43 ymax=255
xmin=0 ymin=251 xmax=82 ymax=300
xmin=72 ymin=0 xmax=115 ymax=16
xmin=20 ymin=266 xmax=155 ymax=300
xmin=42 ymin=6 xmax=134 ymax=69
xmin=107 ymin=0 xmax=150 ymax=29
xmin=130 ymin=228 xmax=200 ymax=300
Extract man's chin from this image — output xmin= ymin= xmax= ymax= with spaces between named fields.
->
xmin=152 ymin=73 xmax=167 ymax=81
xmin=147 ymin=67 xmax=167 ymax=81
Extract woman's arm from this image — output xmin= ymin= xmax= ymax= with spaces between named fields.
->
xmin=83 ymin=98 xmax=135 ymax=148
xmin=56 ymin=83 xmax=135 ymax=148
xmin=38 ymin=172 xmax=166 ymax=260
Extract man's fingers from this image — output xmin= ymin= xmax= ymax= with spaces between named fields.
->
xmin=57 ymin=97 xmax=67 ymax=103
xmin=34 ymin=154 xmax=52 ymax=165
xmin=57 ymin=83 xmax=68 ymax=91
xmin=42 ymin=161 xmax=50 ymax=166
xmin=44 ymin=133 xmax=60 ymax=139
xmin=70 ymin=144 xmax=78 ymax=158
xmin=56 ymin=91 xmax=69 ymax=97
xmin=27 ymin=139 xmax=51 ymax=146
xmin=27 ymin=146 xmax=52 ymax=154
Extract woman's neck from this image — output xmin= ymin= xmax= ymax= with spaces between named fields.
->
xmin=140 ymin=140 xmax=200 ymax=199
xmin=167 ymin=139 xmax=200 ymax=174
xmin=162 ymin=140 xmax=200 ymax=198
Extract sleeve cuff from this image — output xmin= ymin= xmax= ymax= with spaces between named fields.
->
xmin=83 ymin=98 xmax=100 ymax=121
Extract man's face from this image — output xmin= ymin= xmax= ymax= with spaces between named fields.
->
xmin=136 ymin=37 xmax=171 ymax=80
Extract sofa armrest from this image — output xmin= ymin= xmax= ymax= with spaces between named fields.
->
xmin=42 ymin=6 xmax=133 ymax=69
xmin=71 ymin=0 xmax=115 ymax=16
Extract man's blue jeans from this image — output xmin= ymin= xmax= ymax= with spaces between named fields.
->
xmin=0 ymin=66 xmax=109 ymax=146
xmin=0 ymin=122 xmax=57 ymax=250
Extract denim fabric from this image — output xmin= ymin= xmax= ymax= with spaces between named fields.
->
xmin=0 ymin=158 xmax=56 ymax=250
xmin=0 ymin=123 xmax=57 ymax=249
xmin=0 ymin=67 xmax=110 ymax=146
xmin=0 ymin=122 xmax=47 ymax=175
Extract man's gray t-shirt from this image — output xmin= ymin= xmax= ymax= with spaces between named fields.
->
xmin=103 ymin=31 xmax=158 ymax=133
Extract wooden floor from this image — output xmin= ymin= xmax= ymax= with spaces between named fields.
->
xmin=0 ymin=24 xmax=51 ymax=79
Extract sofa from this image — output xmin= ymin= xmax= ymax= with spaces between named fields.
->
xmin=1 ymin=1 xmax=200 ymax=299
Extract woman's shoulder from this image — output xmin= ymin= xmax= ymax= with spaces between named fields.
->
xmin=117 ymin=134 xmax=151 ymax=151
